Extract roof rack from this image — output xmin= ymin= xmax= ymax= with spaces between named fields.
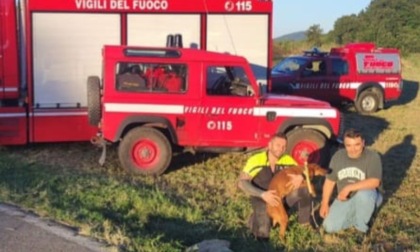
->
xmin=303 ymin=47 xmax=328 ymax=57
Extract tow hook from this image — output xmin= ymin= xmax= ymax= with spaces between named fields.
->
xmin=90 ymin=135 xmax=107 ymax=166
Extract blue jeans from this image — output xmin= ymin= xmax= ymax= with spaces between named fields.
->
xmin=322 ymin=189 xmax=383 ymax=233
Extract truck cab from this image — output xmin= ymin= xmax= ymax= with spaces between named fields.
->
xmin=88 ymin=45 xmax=342 ymax=175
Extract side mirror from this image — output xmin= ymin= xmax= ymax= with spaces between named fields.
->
xmin=257 ymin=80 xmax=267 ymax=95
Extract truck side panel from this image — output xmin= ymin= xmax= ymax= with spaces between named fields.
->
xmin=0 ymin=0 xmax=26 ymax=145
xmin=32 ymin=109 xmax=96 ymax=142
xmin=0 ymin=0 xmax=19 ymax=99
xmin=127 ymin=14 xmax=201 ymax=48
xmin=0 ymin=108 xmax=27 ymax=144
xmin=31 ymin=13 xmax=120 ymax=107
xmin=206 ymin=15 xmax=270 ymax=83
xmin=28 ymin=13 xmax=121 ymax=142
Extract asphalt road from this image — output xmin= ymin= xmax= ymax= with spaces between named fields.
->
xmin=0 ymin=203 xmax=110 ymax=252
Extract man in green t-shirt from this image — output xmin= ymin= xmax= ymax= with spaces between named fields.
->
xmin=320 ymin=128 xmax=383 ymax=233
xmin=238 ymin=132 xmax=311 ymax=239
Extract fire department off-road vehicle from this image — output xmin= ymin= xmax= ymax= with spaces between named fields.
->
xmin=87 ymin=39 xmax=342 ymax=176
xmin=270 ymin=43 xmax=403 ymax=114
xmin=1 ymin=0 xmax=342 ymax=176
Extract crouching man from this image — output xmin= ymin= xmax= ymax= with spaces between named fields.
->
xmin=237 ymin=133 xmax=311 ymax=240
xmin=320 ymin=128 xmax=383 ymax=234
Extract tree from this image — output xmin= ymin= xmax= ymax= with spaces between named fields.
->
xmin=330 ymin=0 xmax=420 ymax=54
xmin=332 ymin=15 xmax=360 ymax=45
xmin=305 ymin=24 xmax=323 ymax=47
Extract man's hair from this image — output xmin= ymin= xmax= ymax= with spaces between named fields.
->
xmin=271 ymin=132 xmax=287 ymax=141
xmin=343 ymin=128 xmax=364 ymax=139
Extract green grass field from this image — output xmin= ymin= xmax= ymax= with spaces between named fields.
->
xmin=1 ymin=55 xmax=419 ymax=252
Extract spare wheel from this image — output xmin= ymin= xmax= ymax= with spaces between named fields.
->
xmin=87 ymin=76 xmax=101 ymax=126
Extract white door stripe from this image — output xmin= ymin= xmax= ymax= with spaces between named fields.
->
xmin=253 ymin=108 xmax=337 ymax=118
xmin=105 ymin=103 xmax=184 ymax=114
xmin=104 ymin=103 xmax=337 ymax=118
xmin=0 ymin=113 xmax=26 ymax=118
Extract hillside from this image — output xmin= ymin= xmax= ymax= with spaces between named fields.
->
xmin=274 ymin=31 xmax=306 ymax=42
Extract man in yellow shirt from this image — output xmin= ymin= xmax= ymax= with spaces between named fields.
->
xmin=238 ymin=132 xmax=311 ymax=239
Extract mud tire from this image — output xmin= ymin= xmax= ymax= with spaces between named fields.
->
xmin=87 ymin=76 xmax=101 ymax=126
xmin=118 ymin=127 xmax=172 ymax=176
xmin=355 ymin=89 xmax=380 ymax=114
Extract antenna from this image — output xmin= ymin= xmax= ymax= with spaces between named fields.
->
xmin=222 ymin=15 xmax=237 ymax=55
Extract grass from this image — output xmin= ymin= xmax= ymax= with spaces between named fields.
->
xmin=1 ymin=55 xmax=420 ymax=251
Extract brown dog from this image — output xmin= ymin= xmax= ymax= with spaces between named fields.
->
xmin=266 ymin=163 xmax=328 ymax=239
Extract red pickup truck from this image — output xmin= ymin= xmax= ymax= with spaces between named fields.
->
xmin=271 ymin=43 xmax=403 ymax=114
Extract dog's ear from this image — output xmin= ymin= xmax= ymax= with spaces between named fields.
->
xmin=308 ymin=163 xmax=329 ymax=176
xmin=308 ymin=163 xmax=319 ymax=173
xmin=308 ymin=163 xmax=320 ymax=169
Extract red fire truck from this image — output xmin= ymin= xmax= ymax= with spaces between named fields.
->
xmin=0 ymin=0 xmax=273 ymax=145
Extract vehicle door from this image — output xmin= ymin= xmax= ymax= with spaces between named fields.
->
xmin=198 ymin=64 xmax=259 ymax=146
xmin=330 ymin=57 xmax=353 ymax=103
xmin=296 ymin=59 xmax=330 ymax=102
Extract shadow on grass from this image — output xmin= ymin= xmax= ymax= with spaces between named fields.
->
xmin=339 ymin=110 xmax=389 ymax=146
xmin=165 ymin=152 xmax=220 ymax=175
xmin=368 ymin=134 xmax=416 ymax=234
xmin=386 ymin=79 xmax=419 ymax=108
xmin=380 ymin=134 xmax=416 ymax=203
xmin=390 ymin=80 xmax=419 ymax=105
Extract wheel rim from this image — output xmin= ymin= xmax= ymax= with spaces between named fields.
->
xmin=362 ymin=96 xmax=376 ymax=111
xmin=290 ymin=140 xmax=321 ymax=165
xmin=131 ymin=139 xmax=159 ymax=170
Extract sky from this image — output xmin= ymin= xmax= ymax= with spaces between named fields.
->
xmin=273 ymin=0 xmax=372 ymax=38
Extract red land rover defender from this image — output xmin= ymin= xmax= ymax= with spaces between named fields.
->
xmin=88 ymin=45 xmax=342 ymax=176
xmin=271 ymin=43 xmax=403 ymax=114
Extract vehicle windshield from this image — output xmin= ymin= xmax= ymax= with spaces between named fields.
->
xmin=272 ymin=57 xmax=308 ymax=74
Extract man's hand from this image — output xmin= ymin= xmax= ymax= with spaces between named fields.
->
xmin=319 ymin=202 xmax=329 ymax=218
xmin=286 ymin=173 xmax=304 ymax=190
xmin=320 ymin=178 xmax=335 ymax=219
xmin=261 ymin=190 xmax=281 ymax=207
xmin=337 ymin=186 xmax=353 ymax=201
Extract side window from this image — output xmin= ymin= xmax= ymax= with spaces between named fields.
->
xmin=332 ymin=59 xmax=349 ymax=76
xmin=272 ymin=58 xmax=304 ymax=74
xmin=302 ymin=60 xmax=327 ymax=77
xmin=116 ymin=62 xmax=187 ymax=93
xmin=206 ymin=66 xmax=254 ymax=96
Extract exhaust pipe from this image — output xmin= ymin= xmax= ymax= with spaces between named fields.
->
xmin=166 ymin=34 xmax=174 ymax=47
xmin=174 ymin=34 xmax=183 ymax=48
